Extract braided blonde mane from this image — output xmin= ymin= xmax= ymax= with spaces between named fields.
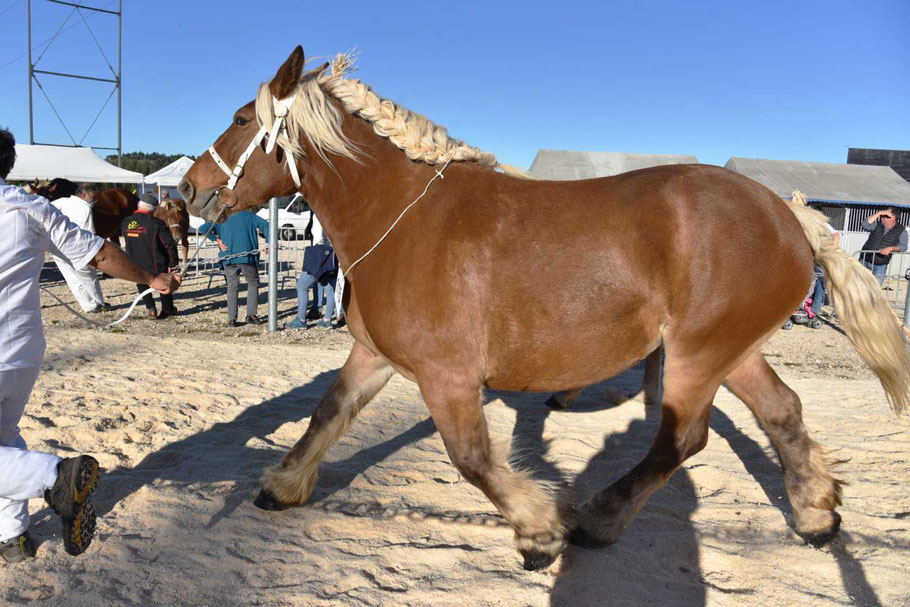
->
xmin=254 ymin=52 xmax=530 ymax=178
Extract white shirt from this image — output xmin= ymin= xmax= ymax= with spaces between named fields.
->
xmin=0 ymin=179 xmax=104 ymax=369
xmin=311 ymin=213 xmax=325 ymax=245
xmin=54 ymin=194 xmax=96 ymax=234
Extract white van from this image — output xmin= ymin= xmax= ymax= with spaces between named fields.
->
xmin=256 ymin=194 xmax=313 ymax=241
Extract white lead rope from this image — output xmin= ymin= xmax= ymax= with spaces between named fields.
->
xmin=40 ymin=285 xmax=157 ymax=329
xmin=334 ymin=156 xmax=453 ymax=312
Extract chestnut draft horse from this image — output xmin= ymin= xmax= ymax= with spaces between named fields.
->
xmin=154 ymin=198 xmax=191 ymax=270
xmin=179 ymin=47 xmax=910 ymax=570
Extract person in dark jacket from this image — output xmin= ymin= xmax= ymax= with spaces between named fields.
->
xmin=285 ymin=242 xmax=339 ymax=330
xmin=199 ymin=210 xmax=269 ymax=327
xmin=121 ymin=193 xmax=179 ymax=319
xmin=860 ymin=207 xmax=908 ymax=285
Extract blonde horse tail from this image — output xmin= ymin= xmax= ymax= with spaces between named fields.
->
xmin=786 ymin=190 xmax=910 ymax=414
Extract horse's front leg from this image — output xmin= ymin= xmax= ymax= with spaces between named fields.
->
xmin=181 ymin=237 xmax=189 ymax=273
xmin=419 ymin=379 xmax=568 ymax=571
xmin=256 ymin=342 xmax=394 ymax=509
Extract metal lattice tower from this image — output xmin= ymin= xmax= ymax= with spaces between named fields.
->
xmin=27 ymin=0 xmax=122 ymax=165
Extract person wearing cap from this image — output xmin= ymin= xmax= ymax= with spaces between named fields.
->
xmin=120 ymin=193 xmax=180 ymax=319
xmin=51 ymin=183 xmax=110 ymax=313
xmin=0 ymin=127 xmax=181 ymax=563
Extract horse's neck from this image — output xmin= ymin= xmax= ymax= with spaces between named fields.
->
xmin=300 ymin=113 xmax=436 ymax=270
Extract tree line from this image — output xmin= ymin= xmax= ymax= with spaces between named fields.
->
xmin=106 ymin=152 xmax=195 ymax=175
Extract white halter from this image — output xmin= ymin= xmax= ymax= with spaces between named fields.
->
xmin=207 ymin=93 xmax=301 ymax=196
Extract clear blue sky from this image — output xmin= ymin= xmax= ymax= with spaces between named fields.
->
xmin=0 ymin=0 xmax=907 ymax=169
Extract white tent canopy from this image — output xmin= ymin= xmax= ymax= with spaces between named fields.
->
xmin=143 ymin=156 xmax=194 ymax=187
xmin=7 ymin=144 xmax=144 ymax=183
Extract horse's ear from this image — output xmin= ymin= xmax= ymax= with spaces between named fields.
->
xmin=303 ymin=62 xmax=329 ymax=81
xmin=270 ymin=46 xmax=305 ymax=100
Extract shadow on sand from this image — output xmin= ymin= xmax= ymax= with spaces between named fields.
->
xmin=710 ymin=405 xmax=883 ymax=607
xmin=493 ymin=362 xmax=707 ymax=607
xmin=77 ymin=351 xmax=878 ymax=606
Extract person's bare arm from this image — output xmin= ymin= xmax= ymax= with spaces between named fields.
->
xmin=88 ymin=241 xmax=181 ymax=294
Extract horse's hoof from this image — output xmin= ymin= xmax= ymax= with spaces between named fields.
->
xmin=566 ymin=526 xmax=612 ymax=550
xmin=521 ymin=549 xmax=559 ymax=571
xmin=798 ymin=511 xmax=842 ymax=548
xmin=254 ymin=489 xmax=289 ymax=511
xmin=545 ymin=395 xmax=566 ymax=410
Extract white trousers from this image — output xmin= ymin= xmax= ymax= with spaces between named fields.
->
xmin=53 ymin=255 xmax=105 ymax=312
xmin=0 ymin=366 xmax=60 ymax=543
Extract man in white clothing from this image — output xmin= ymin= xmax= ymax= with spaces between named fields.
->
xmin=0 ymin=127 xmax=181 ymax=563
xmin=52 ymin=182 xmax=108 ymax=313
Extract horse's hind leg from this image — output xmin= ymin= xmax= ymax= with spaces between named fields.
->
xmin=256 ymin=342 xmax=394 ymax=509
xmin=420 ymin=380 xmax=567 ymax=570
xmin=724 ymin=351 xmax=843 ymax=545
xmin=569 ymin=355 xmax=719 ymax=547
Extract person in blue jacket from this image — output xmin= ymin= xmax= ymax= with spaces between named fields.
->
xmin=199 ymin=210 xmax=269 ymax=327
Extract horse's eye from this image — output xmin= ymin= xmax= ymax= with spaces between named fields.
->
xmin=234 ymin=116 xmax=249 ymax=126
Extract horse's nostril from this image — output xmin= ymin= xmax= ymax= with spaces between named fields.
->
xmin=177 ymin=178 xmax=194 ymax=203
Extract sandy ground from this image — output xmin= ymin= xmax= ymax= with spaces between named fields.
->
xmin=1 ymin=269 xmax=908 ymax=606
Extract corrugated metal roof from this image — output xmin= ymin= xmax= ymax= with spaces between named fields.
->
xmin=528 ymin=149 xmax=699 ymax=180
xmin=725 ymin=157 xmax=910 ymax=206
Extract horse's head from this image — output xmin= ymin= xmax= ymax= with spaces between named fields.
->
xmin=47 ymin=177 xmax=77 ymax=200
xmin=179 ymin=46 xmax=309 ymax=221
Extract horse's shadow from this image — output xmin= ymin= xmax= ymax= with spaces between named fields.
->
xmin=93 ymin=368 xmax=436 ymax=529
xmin=710 ymin=405 xmax=883 ymax=607
xmin=492 ymin=364 xmax=707 ymax=607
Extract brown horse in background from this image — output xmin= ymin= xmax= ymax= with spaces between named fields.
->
xmin=155 ymin=198 xmax=191 ymax=269
xmin=178 ymin=47 xmax=910 ymax=570
xmin=89 ymin=190 xmax=189 ymax=267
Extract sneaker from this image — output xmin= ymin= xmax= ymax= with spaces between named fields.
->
xmin=227 ymin=319 xmax=241 ymax=328
xmin=44 ymin=455 xmax=100 ymax=556
xmin=246 ymin=315 xmax=264 ymax=325
xmin=316 ymin=319 xmax=333 ymax=329
xmin=284 ymin=317 xmax=307 ymax=330
xmin=157 ymin=309 xmax=177 ymax=321
xmin=0 ymin=532 xmax=36 ymax=564
xmin=148 ymin=309 xmax=158 ymax=320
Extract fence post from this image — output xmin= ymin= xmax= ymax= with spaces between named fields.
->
xmin=268 ymin=197 xmax=278 ymax=332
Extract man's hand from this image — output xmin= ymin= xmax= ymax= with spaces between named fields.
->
xmin=150 ymin=272 xmax=181 ymax=295
xmin=217 ymin=238 xmax=228 ymax=252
